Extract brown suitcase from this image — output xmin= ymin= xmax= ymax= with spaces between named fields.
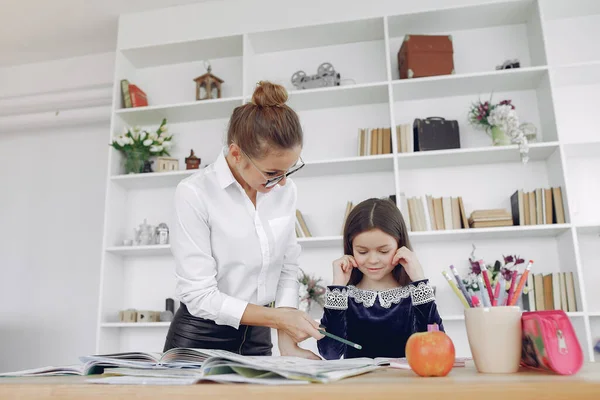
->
xmin=398 ymin=35 xmax=455 ymax=79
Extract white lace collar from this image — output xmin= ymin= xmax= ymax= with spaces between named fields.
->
xmin=347 ymin=285 xmax=411 ymax=308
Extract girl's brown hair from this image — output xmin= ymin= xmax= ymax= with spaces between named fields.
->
xmin=226 ymin=81 xmax=303 ymax=158
xmin=344 ymin=198 xmax=412 ymax=287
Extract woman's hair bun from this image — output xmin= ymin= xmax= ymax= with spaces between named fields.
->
xmin=252 ymin=81 xmax=288 ymax=107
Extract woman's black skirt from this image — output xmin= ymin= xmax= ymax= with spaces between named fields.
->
xmin=163 ymin=303 xmax=272 ymax=355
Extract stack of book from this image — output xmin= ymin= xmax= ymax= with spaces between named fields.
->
xmin=523 ymin=272 xmax=579 ymax=312
xmin=396 ymin=124 xmax=414 ymax=153
xmin=468 ymin=209 xmax=513 ymax=228
xmin=357 ymin=128 xmax=392 ymax=156
xmin=295 ymin=210 xmax=312 ymax=238
xmin=510 ymin=187 xmax=565 ymax=226
xmin=400 ymin=194 xmax=468 ymax=232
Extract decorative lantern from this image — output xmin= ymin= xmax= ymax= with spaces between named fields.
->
xmin=185 ymin=149 xmax=201 ymax=170
xmin=155 ymin=223 xmax=169 ymax=245
xmin=193 ymin=62 xmax=224 ymax=101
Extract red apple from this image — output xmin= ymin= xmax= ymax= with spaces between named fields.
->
xmin=405 ymin=324 xmax=455 ymax=377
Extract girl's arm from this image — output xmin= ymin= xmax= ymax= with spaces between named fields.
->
xmin=317 ymin=285 xmax=349 ymax=360
xmin=409 ymin=279 xmax=445 ymax=332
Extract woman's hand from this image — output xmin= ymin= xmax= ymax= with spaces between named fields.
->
xmin=274 ymin=308 xmax=324 ymax=343
xmin=332 ymin=255 xmax=357 ymax=286
xmin=392 ymin=246 xmax=425 ymax=282
xmin=278 ymin=330 xmax=321 ymax=360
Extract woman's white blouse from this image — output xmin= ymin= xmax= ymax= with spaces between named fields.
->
xmin=172 ymin=149 xmax=301 ymax=329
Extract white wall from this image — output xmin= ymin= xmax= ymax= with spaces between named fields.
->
xmin=0 ymin=52 xmax=113 ymax=372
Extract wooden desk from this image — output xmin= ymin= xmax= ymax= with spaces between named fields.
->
xmin=1 ymin=363 xmax=600 ymax=400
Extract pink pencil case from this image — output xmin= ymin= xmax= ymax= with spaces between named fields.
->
xmin=520 ymin=310 xmax=583 ymax=375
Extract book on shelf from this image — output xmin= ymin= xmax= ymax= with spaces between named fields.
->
xmin=120 ymin=80 xmax=148 ymax=108
xmin=396 ymin=124 xmax=414 ymax=153
xmin=295 ymin=209 xmax=312 ymax=238
xmin=341 ymin=201 xmax=354 ymax=235
xmin=468 ymin=209 xmax=513 ymax=229
xmin=404 ymin=195 xmax=468 ymax=231
xmin=358 ymin=127 xmax=392 ymax=156
xmin=510 ymin=187 xmax=565 ymax=226
xmin=522 ymin=272 xmax=579 ymax=312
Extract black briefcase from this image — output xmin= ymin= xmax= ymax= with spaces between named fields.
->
xmin=413 ymin=117 xmax=460 ymax=151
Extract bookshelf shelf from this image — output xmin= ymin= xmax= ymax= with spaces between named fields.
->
xmin=391 ymin=67 xmax=548 ymax=102
xmin=395 ymin=142 xmax=558 ymax=170
xmin=101 ymin=322 xmax=171 ymax=328
xmin=96 ymin=0 xmax=600 ymax=361
xmin=105 ymin=245 xmax=172 ymax=257
xmin=111 ymin=170 xmax=194 ymax=190
xmin=297 ymin=236 xmax=343 ymax=248
xmin=409 ymin=224 xmax=571 ymax=243
xmin=297 ymin=225 xmax=571 ymax=247
xmin=115 ymin=96 xmax=244 ymax=125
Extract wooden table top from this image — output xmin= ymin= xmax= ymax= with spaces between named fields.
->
xmin=1 ymin=362 xmax=600 ymax=400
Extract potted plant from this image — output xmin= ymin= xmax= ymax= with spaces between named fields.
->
xmin=298 ymin=269 xmax=326 ymax=314
xmin=110 ymin=118 xmax=174 ymax=174
xmin=468 ymin=96 xmax=533 ymax=163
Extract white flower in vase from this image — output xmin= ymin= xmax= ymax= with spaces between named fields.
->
xmin=150 ymin=145 xmax=163 ymax=153
xmin=116 ymin=136 xmax=126 ymax=147
xmin=161 ymin=124 xmax=168 ymax=132
xmin=139 ymin=131 xmax=147 ymax=141
xmin=143 ymin=139 xmax=153 ymax=147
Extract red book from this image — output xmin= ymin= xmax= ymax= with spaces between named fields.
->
xmin=129 ymin=84 xmax=148 ymax=107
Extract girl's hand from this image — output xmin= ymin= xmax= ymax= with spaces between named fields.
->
xmin=332 ymin=255 xmax=357 ymax=286
xmin=275 ymin=308 xmax=324 ymax=343
xmin=392 ymin=246 xmax=425 ymax=282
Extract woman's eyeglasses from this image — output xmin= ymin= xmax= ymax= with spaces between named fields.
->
xmin=239 ymin=147 xmax=305 ymax=188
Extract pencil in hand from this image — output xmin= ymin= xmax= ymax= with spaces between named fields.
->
xmin=318 ymin=326 xmax=362 ymax=350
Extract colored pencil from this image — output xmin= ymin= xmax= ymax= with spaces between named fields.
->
xmin=450 ymin=265 xmax=473 ymax=308
xmin=479 ymin=260 xmax=494 ymax=306
xmin=318 ymin=329 xmax=362 ymax=350
xmin=508 ymin=260 xmax=534 ymax=306
xmin=506 ymin=270 xmax=519 ymax=307
xmin=477 ymin=274 xmax=491 ymax=307
xmin=442 ymin=271 xmax=471 ymax=309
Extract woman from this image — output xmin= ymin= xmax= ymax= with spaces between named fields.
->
xmin=163 ymin=81 xmax=323 ymax=359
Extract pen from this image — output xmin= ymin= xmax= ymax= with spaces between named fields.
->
xmin=497 ymin=278 xmax=507 ymax=306
xmin=477 ymin=274 xmax=491 ymax=307
xmin=506 ymin=270 xmax=519 ymax=307
xmin=442 ymin=271 xmax=471 ymax=309
xmin=449 ymin=265 xmax=473 ymax=308
xmin=479 ymin=260 xmax=494 ymax=306
xmin=492 ymin=275 xmax=503 ymax=306
xmin=508 ymin=260 xmax=534 ymax=306
xmin=318 ymin=328 xmax=362 ymax=350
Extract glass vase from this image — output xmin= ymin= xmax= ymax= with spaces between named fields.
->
xmin=490 ymin=125 xmax=511 ymax=146
xmin=124 ymin=149 xmax=147 ymax=174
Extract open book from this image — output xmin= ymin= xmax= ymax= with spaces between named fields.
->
xmin=0 ymin=349 xmax=383 ymax=384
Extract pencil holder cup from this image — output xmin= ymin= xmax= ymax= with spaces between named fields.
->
xmin=464 ymin=306 xmax=522 ymax=373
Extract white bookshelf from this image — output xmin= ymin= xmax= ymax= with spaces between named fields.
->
xmin=96 ymin=0 xmax=600 ymax=361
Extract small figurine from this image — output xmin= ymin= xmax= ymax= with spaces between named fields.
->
xmin=155 ymin=222 xmax=169 ymax=245
xmin=142 ymin=160 xmax=154 ymax=173
xmin=185 ymin=149 xmax=201 ymax=170
xmin=134 ymin=218 xmax=155 ymax=246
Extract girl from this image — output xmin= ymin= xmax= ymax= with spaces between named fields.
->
xmin=318 ymin=198 xmax=444 ymax=360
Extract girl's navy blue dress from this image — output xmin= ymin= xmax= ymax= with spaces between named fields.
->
xmin=317 ymin=279 xmax=444 ymax=360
